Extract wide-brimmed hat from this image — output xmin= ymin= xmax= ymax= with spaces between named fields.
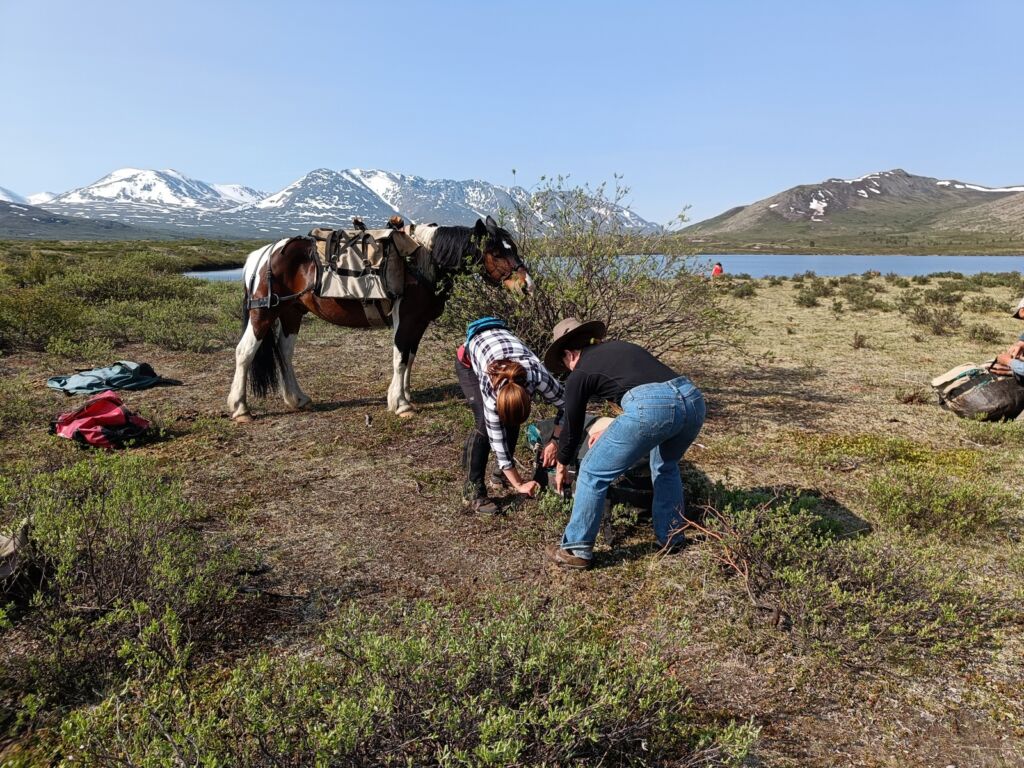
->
xmin=543 ymin=317 xmax=607 ymax=374
xmin=1010 ymin=297 xmax=1024 ymax=319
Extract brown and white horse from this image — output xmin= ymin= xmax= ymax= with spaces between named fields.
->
xmin=227 ymin=216 xmax=531 ymax=421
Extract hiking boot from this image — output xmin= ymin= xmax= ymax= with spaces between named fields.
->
xmin=488 ymin=469 xmax=512 ymax=491
xmin=544 ymin=543 xmax=592 ymax=570
xmin=657 ymin=536 xmax=689 ymax=555
xmin=466 ymin=496 xmax=500 ymax=515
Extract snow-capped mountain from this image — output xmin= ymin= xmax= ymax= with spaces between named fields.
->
xmin=52 ymin=168 xmax=246 ymax=209
xmin=347 ymin=169 xmax=525 ymax=224
xmin=0 ymin=186 xmax=26 ymax=204
xmin=685 ymin=169 xmax=1024 ymax=238
xmin=12 ymin=166 xmax=660 ymax=238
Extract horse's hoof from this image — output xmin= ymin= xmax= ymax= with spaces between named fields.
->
xmin=298 ymin=399 xmax=314 ymax=411
xmin=398 ymin=409 xmax=415 ymax=419
xmin=232 ymin=413 xmax=255 ymax=423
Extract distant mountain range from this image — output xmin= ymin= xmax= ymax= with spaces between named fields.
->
xmin=0 ymin=168 xmax=659 ymax=240
xmin=683 ymin=169 xmax=1024 ymax=250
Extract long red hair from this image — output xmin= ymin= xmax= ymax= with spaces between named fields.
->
xmin=488 ymin=360 xmax=531 ymax=426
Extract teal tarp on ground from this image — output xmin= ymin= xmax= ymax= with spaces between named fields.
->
xmin=46 ymin=361 xmax=171 ymax=396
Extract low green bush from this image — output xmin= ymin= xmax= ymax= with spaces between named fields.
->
xmin=59 ymin=599 xmax=759 ymax=767
xmin=694 ymin=499 xmax=998 ymax=667
xmin=794 ymin=288 xmax=819 ymax=308
xmin=0 ymin=455 xmax=240 ymax=731
xmin=839 ymin=281 xmax=890 ymax=312
xmin=0 ymin=246 xmax=240 ymax=355
xmin=867 ymin=463 xmax=1007 ymax=535
xmin=922 ymin=287 xmax=964 ymax=306
xmin=908 ymin=304 xmax=962 ymax=335
xmin=964 ymin=322 xmax=1002 ymax=344
xmin=963 ymin=295 xmax=1001 ymax=314
xmin=730 ymin=281 xmax=756 ymax=298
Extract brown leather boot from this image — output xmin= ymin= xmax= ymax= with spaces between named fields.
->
xmin=466 ymin=496 xmax=500 ymax=515
xmin=544 ymin=543 xmax=592 ymax=570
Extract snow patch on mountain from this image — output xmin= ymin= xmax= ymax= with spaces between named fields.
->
xmin=937 ymin=180 xmax=1024 ymax=193
xmin=0 ymin=186 xmax=26 ymax=204
xmin=213 ymin=184 xmax=266 ymax=204
xmin=27 ymin=192 xmax=56 ymax=205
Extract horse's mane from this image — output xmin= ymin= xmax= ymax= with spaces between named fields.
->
xmin=428 ymin=226 xmax=476 ymax=271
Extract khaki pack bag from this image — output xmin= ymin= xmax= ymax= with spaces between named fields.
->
xmin=930 ymin=362 xmax=1024 ymax=421
xmin=308 ymin=226 xmax=420 ymax=326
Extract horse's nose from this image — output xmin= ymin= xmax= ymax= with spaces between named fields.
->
xmin=521 ymin=269 xmax=534 ymax=295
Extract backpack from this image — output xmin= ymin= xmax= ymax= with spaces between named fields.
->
xmin=50 ymin=390 xmax=151 ymax=449
xmin=931 ymin=362 xmax=1024 ymax=422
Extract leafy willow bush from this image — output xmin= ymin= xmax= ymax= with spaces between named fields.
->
xmin=60 ymin=599 xmax=759 ymax=767
xmin=0 ymin=455 xmax=239 ymax=730
xmin=0 ymin=244 xmax=240 ymax=354
xmin=692 ymin=497 xmax=999 ymax=667
xmin=867 ymin=464 xmax=1007 ymax=535
xmin=439 ymin=177 xmax=740 ymax=359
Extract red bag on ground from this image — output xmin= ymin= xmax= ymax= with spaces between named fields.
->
xmin=50 ymin=390 xmax=151 ymax=449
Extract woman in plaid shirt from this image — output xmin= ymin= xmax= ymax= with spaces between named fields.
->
xmin=456 ymin=317 xmax=564 ymax=513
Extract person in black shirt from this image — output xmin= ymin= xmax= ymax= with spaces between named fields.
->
xmin=539 ymin=318 xmax=706 ymax=569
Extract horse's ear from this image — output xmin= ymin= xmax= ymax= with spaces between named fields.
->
xmin=484 ymin=215 xmax=499 ymax=232
xmin=473 ymin=219 xmax=488 ymax=237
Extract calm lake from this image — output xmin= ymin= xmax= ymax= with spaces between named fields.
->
xmin=184 ymin=254 xmax=1024 ymax=282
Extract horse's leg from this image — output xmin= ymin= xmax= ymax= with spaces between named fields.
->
xmin=396 ymin=304 xmax=433 ymax=418
xmin=402 ymin=351 xmax=415 ymax=405
xmin=387 ymin=298 xmax=406 ymax=415
xmin=228 ymin=310 xmax=275 ymax=421
xmin=278 ymin=308 xmax=311 ymax=411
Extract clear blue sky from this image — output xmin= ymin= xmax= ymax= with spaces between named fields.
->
xmin=2 ymin=0 xmax=1022 ymax=224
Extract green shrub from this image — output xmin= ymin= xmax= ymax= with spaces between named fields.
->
xmin=922 ymin=287 xmax=963 ymax=306
xmin=439 ymin=177 xmax=740 ymax=359
xmin=0 ymin=288 xmax=90 ymax=351
xmin=908 ymin=304 xmax=962 ymax=335
xmin=730 ymin=281 xmax=756 ymax=298
xmin=965 ymin=322 xmax=1002 ymax=344
xmin=0 ymin=374 xmax=40 ymax=436
xmin=0 ymin=247 xmax=240 ymax=354
xmin=60 ymin=599 xmax=759 ymax=767
xmin=694 ymin=500 xmax=998 ymax=666
xmin=963 ymin=295 xmax=1000 ymax=314
xmin=794 ymin=288 xmax=819 ymax=308
xmin=867 ymin=464 xmax=1006 ymax=535
xmin=839 ymin=281 xmax=890 ymax=311
xmin=0 ymin=455 xmax=239 ymax=728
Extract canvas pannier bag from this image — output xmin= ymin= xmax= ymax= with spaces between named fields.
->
xmin=930 ymin=362 xmax=1024 ymax=421
xmin=50 ymin=390 xmax=151 ymax=449
xmin=309 ymin=227 xmax=415 ymax=302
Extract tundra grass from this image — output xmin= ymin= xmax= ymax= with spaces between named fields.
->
xmin=2 ymin=245 xmax=1024 ymax=765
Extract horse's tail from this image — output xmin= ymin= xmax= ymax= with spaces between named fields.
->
xmin=248 ymin=325 xmax=282 ymax=399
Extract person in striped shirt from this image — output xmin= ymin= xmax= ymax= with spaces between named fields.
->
xmin=456 ymin=317 xmax=565 ymax=513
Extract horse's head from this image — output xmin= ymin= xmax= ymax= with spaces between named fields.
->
xmin=474 ymin=216 xmax=532 ymax=295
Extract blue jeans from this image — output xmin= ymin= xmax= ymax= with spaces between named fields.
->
xmin=561 ymin=376 xmax=705 ymax=559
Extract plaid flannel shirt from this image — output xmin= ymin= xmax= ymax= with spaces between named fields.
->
xmin=467 ymin=327 xmax=564 ymax=470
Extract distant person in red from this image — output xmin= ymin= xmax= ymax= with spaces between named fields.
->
xmin=710 ymin=262 xmax=724 ymax=278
